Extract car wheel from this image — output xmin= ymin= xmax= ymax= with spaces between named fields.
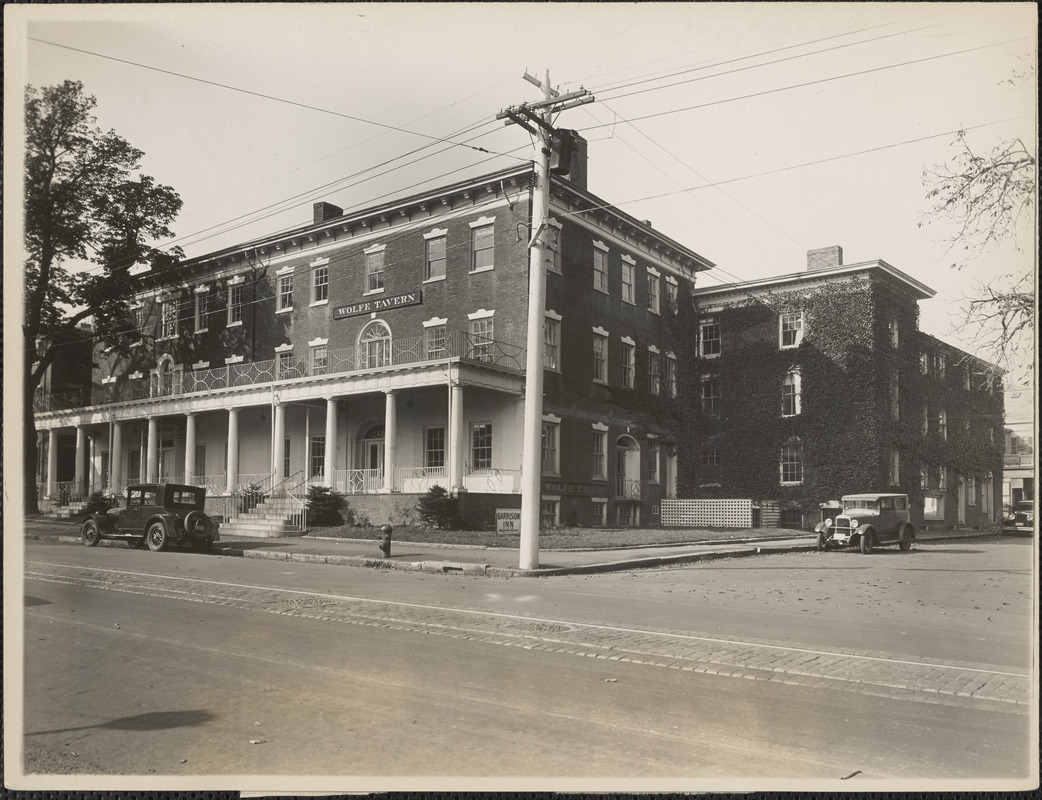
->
xmin=898 ymin=525 xmax=913 ymax=551
xmin=817 ymin=532 xmax=827 ymax=551
xmin=146 ymin=522 xmax=168 ymax=552
xmin=81 ymin=519 xmax=101 ymax=547
xmin=860 ymin=531 xmax=874 ymax=554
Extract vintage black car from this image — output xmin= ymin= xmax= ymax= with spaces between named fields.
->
xmin=1002 ymin=500 xmax=1034 ymax=534
xmin=80 ymin=483 xmax=219 ymax=552
xmin=814 ymin=493 xmax=915 ymax=554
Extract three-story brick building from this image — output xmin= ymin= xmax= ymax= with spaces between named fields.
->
xmin=689 ymin=245 xmax=1005 ymax=528
xmin=33 ymin=143 xmax=714 ymax=529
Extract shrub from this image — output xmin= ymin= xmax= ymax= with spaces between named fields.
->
xmin=84 ymin=491 xmax=119 ymax=515
xmin=416 ymin=485 xmax=459 ymax=529
xmin=306 ymin=484 xmax=348 ymax=526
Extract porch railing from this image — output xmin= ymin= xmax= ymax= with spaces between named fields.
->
xmin=332 ymin=467 xmax=383 ymax=495
xmin=57 ymin=330 xmax=526 ymax=409
xmin=615 ymin=477 xmax=643 ymax=500
xmin=393 ymin=466 xmax=448 ymax=493
xmin=465 ymin=466 xmax=521 ymax=494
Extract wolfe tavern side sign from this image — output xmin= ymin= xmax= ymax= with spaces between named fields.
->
xmin=334 ymin=291 xmax=422 ymax=319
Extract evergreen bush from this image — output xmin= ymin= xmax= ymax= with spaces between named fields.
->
xmin=84 ymin=491 xmax=118 ymax=515
xmin=416 ymin=485 xmax=459 ymax=529
xmin=306 ymin=484 xmax=349 ymax=526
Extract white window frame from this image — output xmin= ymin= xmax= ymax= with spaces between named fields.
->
xmin=592 ymin=423 xmax=609 ymax=480
xmin=592 ymin=327 xmax=609 ymax=384
xmin=159 ymin=299 xmax=178 ymax=340
xmin=470 ymin=217 xmax=496 ymax=273
xmin=701 ymin=321 xmax=721 ymax=358
xmin=425 ymin=426 xmax=446 ymax=469
xmin=665 ymin=354 xmax=678 ymax=398
xmin=593 ymin=241 xmax=609 ymax=294
xmin=277 ymin=273 xmax=294 ymax=313
xmin=780 ymin=438 xmax=803 ymax=486
xmin=424 ymin=228 xmax=448 ymax=283
xmin=540 ymin=496 xmax=561 ymax=528
xmin=310 ymin=257 xmax=329 ymax=306
xmin=194 ymin=286 xmax=210 ymax=333
xmin=665 ymin=276 xmax=679 ymax=314
xmin=646 ymin=267 xmax=661 ymax=314
xmin=589 ymin=498 xmax=608 ymax=527
xmin=702 ymin=375 xmax=720 ymax=416
xmin=227 ymin=276 xmax=245 ymax=327
xmin=544 ymin=311 xmax=561 ymax=371
xmin=541 ymin=415 xmax=561 ymax=475
xmin=621 ymin=337 xmax=636 ymax=389
xmin=546 ymin=219 xmax=563 ymax=274
xmin=621 ymin=256 xmax=636 ymax=304
xmin=646 ymin=438 xmax=660 ymax=484
xmin=779 ymin=311 xmax=803 ymax=349
xmin=364 ymin=246 xmax=385 ymax=295
xmin=471 ymin=422 xmax=493 ymax=471
xmin=648 ymin=349 xmax=661 ymax=396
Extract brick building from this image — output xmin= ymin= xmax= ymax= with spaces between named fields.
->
xmin=689 ymin=246 xmax=1005 ymax=528
xmin=32 ymin=142 xmax=714 ymax=530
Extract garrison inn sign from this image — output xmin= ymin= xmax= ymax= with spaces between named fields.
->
xmin=334 ymin=291 xmax=423 ymax=319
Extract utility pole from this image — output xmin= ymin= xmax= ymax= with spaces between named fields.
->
xmin=498 ymin=71 xmax=593 ymax=569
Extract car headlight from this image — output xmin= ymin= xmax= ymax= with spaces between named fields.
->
xmin=849 ymin=519 xmax=859 ymax=529
xmin=824 ymin=518 xmax=833 ymax=527
xmin=1027 ymin=515 xmax=1034 ymax=523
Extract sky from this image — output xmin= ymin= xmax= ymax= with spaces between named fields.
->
xmin=5 ymin=2 xmax=1037 ymax=416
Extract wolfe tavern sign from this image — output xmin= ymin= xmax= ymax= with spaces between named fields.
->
xmin=334 ymin=291 xmax=423 ymax=319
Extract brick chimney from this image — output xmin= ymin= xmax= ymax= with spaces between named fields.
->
xmin=313 ymin=201 xmax=343 ymax=225
xmin=560 ymin=132 xmax=588 ymax=191
xmin=807 ymin=245 xmax=843 ymax=271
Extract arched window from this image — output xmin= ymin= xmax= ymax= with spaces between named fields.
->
xmin=359 ymin=321 xmax=391 ymax=368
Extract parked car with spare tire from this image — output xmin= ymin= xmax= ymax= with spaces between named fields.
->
xmin=80 ymin=483 xmax=218 ymax=552
xmin=814 ymin=493 xmax=915 ymax=554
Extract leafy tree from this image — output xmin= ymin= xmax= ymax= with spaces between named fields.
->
xmin=23 ymin=81 xmax=183 ymax=513
xmin=921 ymin=129 xmax=1036 ymax=386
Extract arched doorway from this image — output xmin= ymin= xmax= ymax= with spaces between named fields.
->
xmin=359 ymin=320 xmax=392 ymax=368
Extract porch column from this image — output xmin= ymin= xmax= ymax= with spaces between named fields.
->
xmin=146 ymin=417 xmax=159 ymax=482
xmin=273 ymin=402 xmax=286 ymax=482
xmin=111 ymin=422 xmax=123 ymax=493
xmin=184 ymin=413 xmax=197 ymax=485
xmin=47 ymin=428 xmax=58 ymax=498
xmin=383 ymin=390 xmax=397 ymax=492
xmin=74 ymin=425 xmax=86 ymax=497
xmin=449 ymin=383 xmax=464 ymax=493
xmin=226 ymin=408 xmax=239 ymax=494
xmin=324 ymin=397 xmax=337 ymax=487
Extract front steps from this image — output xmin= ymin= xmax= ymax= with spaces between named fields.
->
xmin=218 ymin=496 xmax=306 ymax=539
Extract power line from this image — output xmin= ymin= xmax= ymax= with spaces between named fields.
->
xmin=28 ymin=36 xmax=499 ymax=156
xmin=595 ymin=24 xmax=932 ymax=99
xmin=581 ymin=38 xmax=1025 ymax=129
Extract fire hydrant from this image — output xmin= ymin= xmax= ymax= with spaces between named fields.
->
xmin=379 ymin=524 xmax=393 ymax=558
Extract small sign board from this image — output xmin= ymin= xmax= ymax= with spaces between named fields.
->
xmin=496 ymin=508 xmax=521 ymax=534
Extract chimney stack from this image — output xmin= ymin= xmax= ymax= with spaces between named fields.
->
xmin=807 ymin=245 xmax=843 ymax=271
xmin=313 ymin=201 xmax=343 ymax=225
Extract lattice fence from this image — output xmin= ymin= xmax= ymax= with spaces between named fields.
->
xmin=661 ymin=498 xmax=753 ymax=528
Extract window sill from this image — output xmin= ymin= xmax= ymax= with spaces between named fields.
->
xmin=622 ymin=298 xmax=636 ymax=306
xmin=593 ymin=379 xmax=608 ymax=386
xmin=276 ymin=307 xmax=293 ymax=315
xmin=593 ymin=286 xmax=609 ymax=295
xmin=544 ymin=366 xmax=561 ymax=373
xmin=363 ymin=289 xmax=385 ymax=297
xmin=195 ymin=328 xmax=209 ymax=335
xmin=780 ymin=481 xmax=804 ymax=487
xmin=310 ymin=299 xmax=329 ymax=307
xmin=647 ymin=308 xmax=660 ymax=316
xmin=423 ymin=275 xmax=447 ymax=285
xmin=157 ymin=335 xmax=178 ymax=343
xmin=469 ymin=266 xmax=494 ymax=274
xmin=592 ymin=476 xmax=608 ymax=482
xmin=227 ymin=320 xmax=243 ymax=328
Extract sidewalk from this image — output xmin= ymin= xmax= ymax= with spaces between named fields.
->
xmin=21 ymin=517 xmax=1002 ymax=577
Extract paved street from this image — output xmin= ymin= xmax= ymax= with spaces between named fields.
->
xmin=17 ymin=533 xmax=1036 ymax=789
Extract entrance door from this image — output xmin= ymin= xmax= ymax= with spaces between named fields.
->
xmin=366 ymin=440 xmax=383 ymax=472
xmin=358 ymin=424 xmax=385 ymax=492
